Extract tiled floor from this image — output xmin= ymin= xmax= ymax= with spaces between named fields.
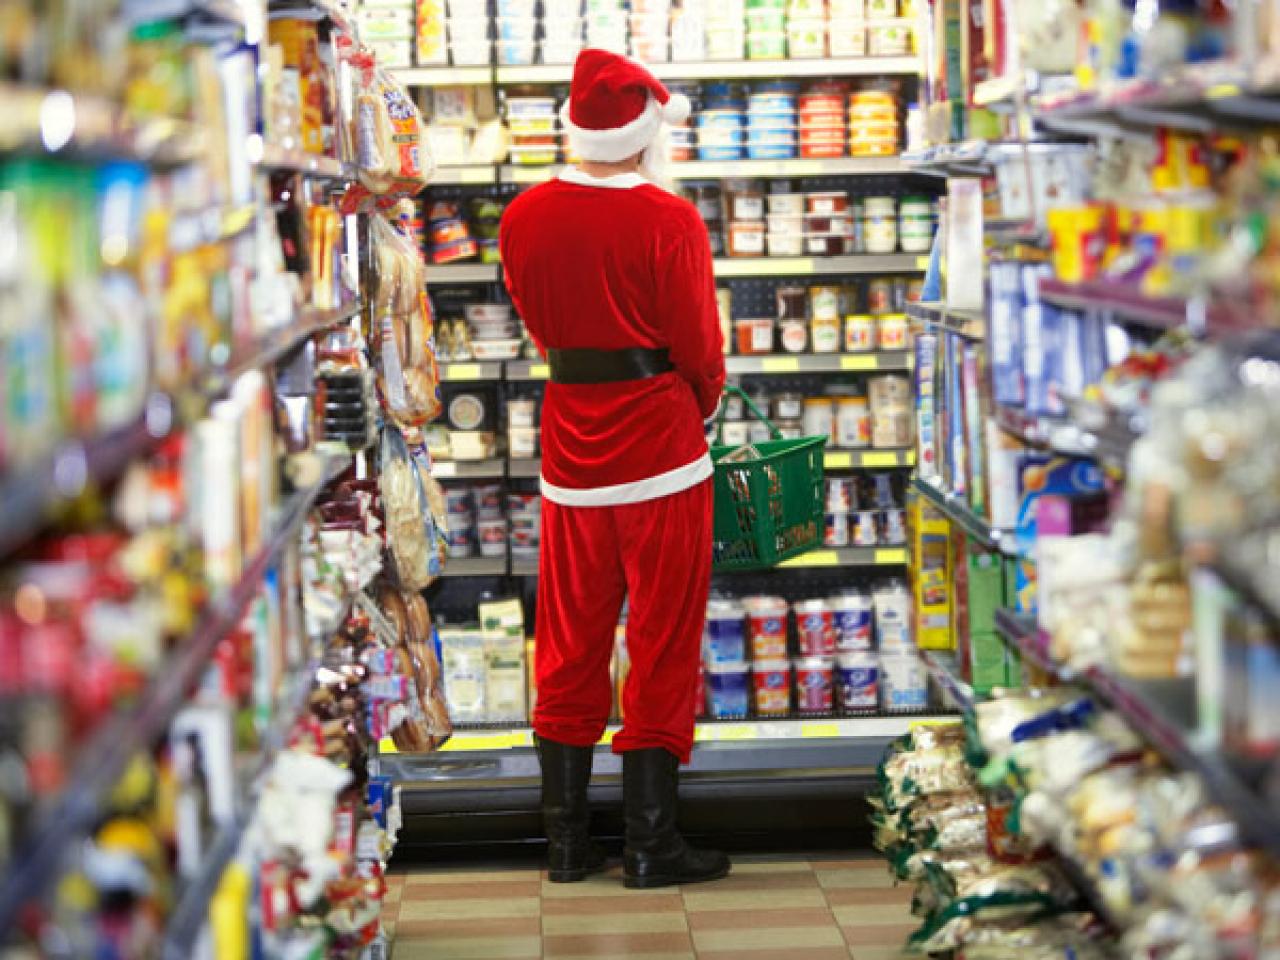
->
xmin=383 ymin=854 xmax=914 ymax=959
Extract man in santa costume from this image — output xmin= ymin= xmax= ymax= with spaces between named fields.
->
xmin=499 ymin=49 xmax=728 ymax=888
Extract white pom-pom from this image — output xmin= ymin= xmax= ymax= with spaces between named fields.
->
xmin=662 ymin=92 xmax=691 ymax=125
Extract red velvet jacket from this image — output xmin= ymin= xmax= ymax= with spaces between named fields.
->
xmin=499 ymin=169 xmax=726 ymax=505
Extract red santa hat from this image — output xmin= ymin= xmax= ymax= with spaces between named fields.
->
xmin=560 ymin=49 xmax=691 ymax=162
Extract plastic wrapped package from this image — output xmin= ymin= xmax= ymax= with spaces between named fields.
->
xmin=380 ymin=425 xmax=436 ymax=591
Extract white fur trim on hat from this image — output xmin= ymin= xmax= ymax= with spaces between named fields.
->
xmin=663 ymin=92 xmax=691 ymax=125
xmin=560 ymin=96 xmax=663 ymax=163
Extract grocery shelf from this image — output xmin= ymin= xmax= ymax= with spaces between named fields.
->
xmin=993 ymin=404 xmax=1095 ymax=459
xmin=713 ymin=254 xmax=926 ymax=278
xmin=168 ymin=203 xmax=256 ymax=252
xmin=917 ymin=650 xmax=976 ymax=715
xmin=992 ymin=607 xmax=1280 ymax=860
xmin=426 ymin=262 xmax=502 ymax=284
xmin=506 ymin=359 xmax=551 ymax=381
xmin=432 ymin=164 xmax=500 ymax=185
xmin=224 ymin=300 xmax=362 ymax=383
xmin=911 ymin=477 xmax=1017 ymax=555
xmin=495 ymin=56 xmax=921 ymax=85
xmin=432 ymin=458 xmax=506 ymax=479
xmin=1036 ymin=277 xmax=1255 ymax=334
xmin=440 ymin=556 xmax=507 ymax=577
xmin=508 ymin=457 xmax=541 ymax=478
xmin=725 ymin=349 xmax=912 ymax=374
xmin=257 ymin=143 xmax=355 ymax=181
xmin=392 ymin=66 xmax=494 ymax=86
xmin=511 ymin=556 xmax=538 ymax=576
xmin=0 ymin=458 xmax=349 ymax=934
xmin=499 ymin=156 xmax=914 ymax=185
xmin=439 ymin=361 xmax=504 ymax=382
xmin=901 ymin=141 xmax=993 ymax=176
xmin=906 ymin=301 xmax=985 ymax=339
xmin=823 ymin=448 xmax=915 ymax=469
xmin=774 ymin=546 xmax=907 ymax=568
xmin=0 ymin=82 xmax=204 ymax=168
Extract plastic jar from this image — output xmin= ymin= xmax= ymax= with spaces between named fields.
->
xmin=853 ymin=509 xmax=879 ymax=546
xmin=810 ymin=314 xmax=841 ymax=353
xmin=802 ymin=398 xmax=834 ymax=444
xmin=720 ymin=420 xmax=749 ymax=446
xmin=830 ymin=590 xmax=873 ymax=651
xmin=807 ymin=191 xmax=849 ymax=214
xmin=867 ymin=277 xmax=893 ymax=315
xmin=786 ymin=18 xmax=827 ymax=57
xmin=825 ymin=477 xmax=856 ymax=512
xmin=728 ymin=220 xmax=767 ymax=257
xmin=825 ymin=511 xmax=850 ymax=546
xmin=779 ymin=317 xmax=808 ymax=352
xmin=880 ymin=654 xmax=928 ymax=712
xmin=836 ymin=651 xmax=879 ymax=710
xmin=768 ymin=231 xmax=805 ymax=256
xmin=753 ymin=660 xmax=792 ymax=715
xmin=776 ymin=285 xmax=808 ymax=320
xmin=704 ymin=597 xmax=747 ymax=663
xmin=899 ymin=196 xmax=935 ymax=253
xmin=794 ymin=599 xmax=836 ymax=657
xmin=876 ymin=313 xmax=909 ymax=350
xmin=835 ymin=396 xmax=871 ymax=448
xmin=744 ymin=595 xmax=789 ymax=660
xmin=794 ymin=657 xmax=835 ymax=713
xmin=844 ymin=313 xmax=875 ymax=352
xmin=735 ymin=316 xmax=774 ymax=354
xmin=705 ymin=660 xmax=751 ymax=718
xmin=768 ymin=193 xmax=806 ymax=216
xmin=726 ymin=182 xmax=766 ymax=220
xmin=747 ymin=31 xmax=787 ymax=59
xmin=863 ymin=197 xmax=898 ymax=254
xmin=773 ymin=391 xmax=805 ymax=420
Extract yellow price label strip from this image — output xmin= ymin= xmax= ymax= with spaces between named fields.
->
xmin=824 ymin=452 xmax=853 ymax=469
xmin=439 ymin=732 xmax=521 ymax=752
xmin=840 ymin=354 xmax=879 ymax=371
xmin=461 ymin=167 xmax=495 ymax=183
xmin=446 ymin=363 xmax=483 ymax=381
xmin=1207 ymin=83 xmax=1242 ymax=99
xmin=915 ymin=255 xmax=931 ymax=270
xmin=378 ymin=737 xmax=398 ymax=754
xmin=598 ymin=729 xmax=617 ymax=745
xmin=801 ymin=721 xmax=841 ymax=739
xmin=860 ymin=451 xmax=901 ymax=468
xmin=223 ymin=205 xmax=255 ymax=238
xmin=874 ymin=548 xmax=908 ymax=565
xmin=761 ymin=356 xmax=800 ymax=373
xmin=697 ymin=723 xmax=755 ymax=742
xmin=779 ymin=550 xmax=838 ymax=568
xmin=529 ymin=363 xmax=550 ymax=380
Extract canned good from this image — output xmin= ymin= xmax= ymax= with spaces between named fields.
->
xmin=774 ymin=392 xmax=805 ymax=420
xmin=824 ymin=511 xmax=850 ymax=546
xmin=837 ymin=652 xmax=879 ymax=710
xmin=877 ymin=313 xmax=909 ymax=350
xmin=867 ymin=278 xmax=893 ymax=315
xmin=836 ymin=396 xmax=871 ymax=448
xmin=802 ymin=398 xmax=834 ymax=445
xmin=844 ymin=314 xmax=876 ymax=352
xmin=853 ymin=509 xmax=879 ymax=546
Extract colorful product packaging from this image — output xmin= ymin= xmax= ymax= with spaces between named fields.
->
xmin=909 ymin=494 xmax=953 ymax=649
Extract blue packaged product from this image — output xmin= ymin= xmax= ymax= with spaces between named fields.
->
xmin=704 ymin=598 xmax=747 ymax=664
xmin=698 ymin=145 xmax=746 ymax=161
xmin=836 ymin=652 xmax=878 ymax=710
xmin=746 ymin=143 xmax=797 ymax=160
xmin=705 ymin=661 xmax=751 ymax=718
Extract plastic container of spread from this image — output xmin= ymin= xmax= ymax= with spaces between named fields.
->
xmin=880 ymin=654 xmax=927 ymax=711
xmin=746 ymin=31 xmax=787 ymax=59
xmin=704 ymin=597 xmax=747 ymax=664
xmin=744 ymin=595 xmax=789 ymax=660
xmin=807 ymin=191 xmax=849 ymax=214
xmin=844 ymin=313 xmax=875 ymax=352
xmin=768 ymin=231 xmax=805 ymax=255
xmin=836 ymin=396 xmax=871 ymax=447
xmin=830 ymin=590 xmax=873 ymax=651
xmin=837 ymin=652 xmax=879 ymax=710
xmin=786 ymin=19 xmax=826 ymax=57
xmin=767 ymin=193 xmax=806 ymax=216
xmin=773 ymin=391 xmax=805 ymax=420
xmin=728 ymin=220 xmax=767 ymax=257
xmin=877 ymin=313 xmax=909 ymax=349
xmin=794 ymin=599 xmax=836 ymax=657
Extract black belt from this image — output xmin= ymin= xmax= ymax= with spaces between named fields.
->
xmin=547 ymin=347 xmax=674 ymax=385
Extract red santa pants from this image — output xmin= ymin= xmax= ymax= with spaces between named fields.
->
xmin=533 ymin=479 xmax=713 ymax=764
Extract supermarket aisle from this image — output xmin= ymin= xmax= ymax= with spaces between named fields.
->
xmin=382 ymin=854 xmax=912 ymax=959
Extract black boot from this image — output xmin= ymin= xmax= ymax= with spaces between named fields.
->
xmin=536 ymin=736 xmax=607 ymax=882
xmin=622 ymin=748 xmax=730 ymax=889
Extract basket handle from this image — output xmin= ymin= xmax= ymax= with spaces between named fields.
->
xmin=719 ymin=384 xmax=783 ymax=441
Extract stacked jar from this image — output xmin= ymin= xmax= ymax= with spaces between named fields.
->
xmin=697 ymin=84 xmax=745 ymax=160
xmin=506 ymin=96 xmax=559 ymax=166
xmin=725 ymin=177 xmax=766 ymax=257
xmin=744 ymin=595 xmax=791 ymax=717
xmin=868 ymin=374 xmax=913 ymax=447
xmin=849 ymin=87 xmax=899 ymax=156
xmin=586 ymin=0 xmax=629 ymax=53
xmin=822 ymin=473 xmax=907 ymax=548
xmin=746 ymin=83 xmax=797 ymax=160
xmin=786 ymin=0 xmax=828 ymax=58
xmin=670 ymin=0 xmax=708 ymax=59
xmin=805 ymin=189 xmax=852 ymax=255
xmin=703 ymin=597 xmax=749 ymax=717
xmin=542 ymin=0 xmax=585 ymax=63
xmin=798 ymin=81 xmax=847 ymax=158
xmin=445 ymin=0 xmax=491 ymax=65
xmin=630 ymin=0 xmax=671 ymax=61
xmin=684 ymin=181 xmax=724 ymax=254
xmin=444 ymin=484 xmax=507 ymax=559
xmin=862 ymin=195 xmax=897 ymax=253
xmin=745 ymin=0 xmax=786 ymax=59
xmin=507 ymin=395 xmax=538 ymax=459
xmin=828 ymin=0 xmax=865 ymax=54
xmin=766 ymin=192 xmax=805 ymax=256
xmin=898 ymin=195 xmax=936 ymax=253
xmin=666 ymin=82 xmax=699 ymax=161
xmin=508 ymin=492 xmax=541 ymax=562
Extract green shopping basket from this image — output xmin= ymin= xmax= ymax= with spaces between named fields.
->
xmin=711 ymin=385 xmax=826 ymax=572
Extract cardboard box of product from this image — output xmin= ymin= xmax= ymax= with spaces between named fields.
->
xmin=1014 ymin=458 xmax=1107 ymax=614
xmin=967 ymin=549 xmax=1004 ymax=636
xmin=966 ymin=631 xmax=1007 ymax=697
xmin=911 ymin=494 xmax=953 ymax=649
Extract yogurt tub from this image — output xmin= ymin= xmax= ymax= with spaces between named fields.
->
xmin=449 ymin=40 xmax=493 ymax=65
xmin=705 ymin=660 xmax=751 ymax=718
xmin=720 ymin=420 xmax=749 ymax=446
xmin=828 ymin=21 xmax=866 ymax=56
xmin=831 ymin=590 xmax=873 ymax=650
xmin=794 ymin=657 xmax=835 ymax=713
xmin=704 ymin=597 xmax=747 ymax=664
xmin=753 ymin=660 xmax=792 ymax=716
xmin=768 ymin=193 xmax=806 ymax=216
xmin=873 ymin=579 xmax=913 ymax=652
xmin=744 ymin=595 xmax=789 ymax=660
xmin=496 ymin=38 xmax=537 ymax=63
xmin=881 ymin=654 xmax=927 ymax=711
xmin=836 ymin=652 xmax=879 ymax=710
xmin=794 ymin=598 xmax=835 ymax=656
xmin=787 ymin=19 xmax=827 ymax=56
xmin=734 ymin=315 xmax=774 ymax=353
xmin=746 ymin=31 xmax=787 ymax=59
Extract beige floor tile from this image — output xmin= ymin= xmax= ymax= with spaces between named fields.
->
xmin=686 ymin=907 xmax=836 ymax=931
xmin=830 ymin=904 xmax=915 ymax=926
xmin=398 ymin=880 xmax=543 ymax=901
xmin=543 ymin=911 xmax=688 ymax=935
xmin=697 ymin=949 xmax=851 ymax=960
xmin=681 ymin=887 xmax=828 ymax=912
xmin=541 ymin=893 xmax=686 ymax=915
xmin=543 ymin=930 xmax=694 ymax=958
xmin=815 ymin=868 xmax=897 ymax=890
xmin=838 ymin=922 xmax=918 ymax=947
xmin=848 ymin=947 xmax=913 ymax=960
xmin=396 ymin=896 xmax=541 ymax=921
xmin=542 ymin=871 xmax=676 ymax=899
xmin=391 ymin=934 xmax=542 ymax=959
xmin=680 ymin=872 xmax=820 ymax=893
xmin=395 ymin=917 xmax=543 ymax=939
xmin=730 ymin=859 xmax=816 ymax=874
xmin=692 ymin=924 xmax=847 ymax=952
xmin=404 ymin=868 xmax=544 ymax=885
xmin=823 ymin=886 xmax=914 ymax=907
